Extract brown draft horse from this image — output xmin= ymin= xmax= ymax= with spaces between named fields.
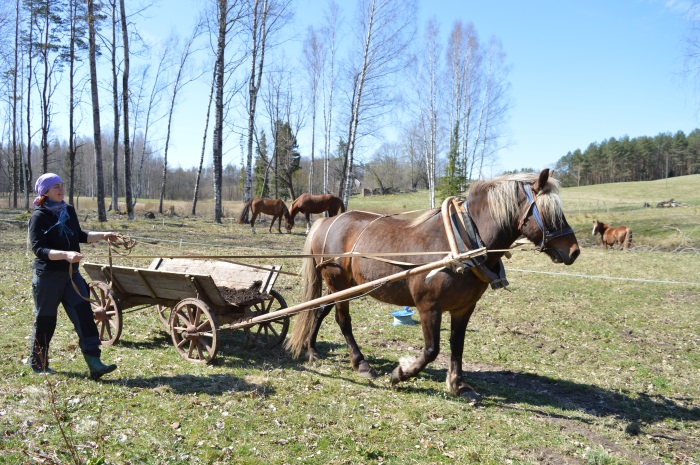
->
xmin=238 ymin=198 xmax=292 ymax=234
xmin=286 ymin=169 xmax=580 ymax=401
xmin=592 ymin=220 xmax=632 ymax=250
xmin=289 ymin=193 xmax=346 ymax=234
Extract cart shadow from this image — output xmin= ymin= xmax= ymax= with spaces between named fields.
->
xmin=97 ymin=373 xmax=279 ymax=397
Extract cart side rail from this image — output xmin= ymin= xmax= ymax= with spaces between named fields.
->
xmin=83 ymin=263 xmax=227 ymax=306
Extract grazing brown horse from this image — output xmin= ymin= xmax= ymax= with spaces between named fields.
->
xmin=286 ymin=169 xmax=580 ymax=401
xmin=592 ymin=220 xmax=632 ymax=250
xmin=289 ymin=193 xmax=346 ymax=234
xmin=238 ymin=198 xmax=292 ymax=234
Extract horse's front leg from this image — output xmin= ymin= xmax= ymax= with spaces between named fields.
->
xmin=445 ymin=305 xmax=481 ymax=403
xmin=305 ymin=213 xmax=312 ymax=234
xmin=335 ymin=300 xmax=376 ymax=378
xmin=390 ymin=305 xmax=442 ymax=387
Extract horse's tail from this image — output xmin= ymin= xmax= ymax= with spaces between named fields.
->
xmin=338 ymin=198 xmax=346 ymax=213
xmin=623 ymin=227 xmax=632 ymax=250
xmin=285 ymin=219 xmax=325 ymax=358
xmin=238 ymin=200 xmax=251 ymax=224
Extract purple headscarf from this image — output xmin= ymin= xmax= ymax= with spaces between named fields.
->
xmin=34 ymin=173 xmax=62 ymax=208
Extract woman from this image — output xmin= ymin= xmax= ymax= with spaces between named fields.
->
xmin=28 ymin=173 xmax=118 ymax=380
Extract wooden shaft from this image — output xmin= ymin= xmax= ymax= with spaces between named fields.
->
xmin=227 ymin=247 xmax=487 ymax=331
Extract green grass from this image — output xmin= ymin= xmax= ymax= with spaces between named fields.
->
xmin=1 ymin=176 xmax=699 ymax=464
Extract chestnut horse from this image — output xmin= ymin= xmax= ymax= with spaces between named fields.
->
xmin=238 ymin=198 xmax=292 ymax=234
xmin=286 ymin=169 xmax=580 ymax=401
xmin=289 ymin=193 xmax=345 ymax=233
xmin=592 ymin=220 xmax=632 ymax=250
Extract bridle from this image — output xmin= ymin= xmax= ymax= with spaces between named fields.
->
xmin=518 ymin=183 xmax=574 ymax=252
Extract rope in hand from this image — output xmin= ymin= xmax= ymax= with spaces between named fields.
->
xmin=72 ymin=232 xmax=139 ymax=304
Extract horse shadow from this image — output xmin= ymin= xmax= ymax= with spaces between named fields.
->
xmin=297 ymin=345 xmax=699 ymax=425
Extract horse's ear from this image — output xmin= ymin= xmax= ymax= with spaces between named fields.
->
xmin=533 ymin=169 xmax=550 ymax=193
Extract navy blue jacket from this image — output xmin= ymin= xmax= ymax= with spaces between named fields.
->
xmin=29 ymin=205 xmax=89 ymax=272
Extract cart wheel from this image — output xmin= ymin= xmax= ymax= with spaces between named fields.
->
xmin=244 ymin=290 xmax=289 ymax=348
xmin=170 ymin=298 xmax=218 ymax=364
xmin=88 ymin=281 xmax=122 ymax=346
xmin=157 ymin=305 xmax=172 ymax=330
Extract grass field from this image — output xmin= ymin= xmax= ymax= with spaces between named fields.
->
xmin=0 ymin=175 xmax=698 ymax=464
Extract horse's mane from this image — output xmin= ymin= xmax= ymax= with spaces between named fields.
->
xmin=470 ymin=172 xmax=565 ymax=229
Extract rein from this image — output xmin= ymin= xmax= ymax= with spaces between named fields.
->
xmin=518 ymin=183 xmax=574 ymax=251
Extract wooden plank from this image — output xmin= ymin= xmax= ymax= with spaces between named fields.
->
xmin=82 ymin=263 xmax=225 ymax=304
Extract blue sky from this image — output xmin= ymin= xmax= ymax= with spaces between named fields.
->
xmin=110 ymin=0 xmax=698 ymax=176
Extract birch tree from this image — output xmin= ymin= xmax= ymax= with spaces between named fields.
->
xmin=320 ymin=1 xmax=338 ymax=194
xmin=303 ymin=26 xmax=321 ymax=194
xmin=415 ymin=18 xmax=441 ymax=207
xmin=338 ymin=0 xmax=416 ymax=208
xmin=158 ymin=30 xmax=199 ymax=214
xmin=243 ymin=0 xmax=292 ymax=206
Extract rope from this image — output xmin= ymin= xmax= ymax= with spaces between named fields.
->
xmin=508 ymin=268 xmax=700 ymax=286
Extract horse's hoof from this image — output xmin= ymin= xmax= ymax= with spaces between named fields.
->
xmin=390 ymin=366 xmax=403 ymax=387
xmin=458 ymin=388 xmax=482 ymax=405
xmin=358 ymin=361 xmax=377 ymax=379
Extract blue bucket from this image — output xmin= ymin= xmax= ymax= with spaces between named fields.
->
xmin=391 ymin=307 xmax=415 ymax=326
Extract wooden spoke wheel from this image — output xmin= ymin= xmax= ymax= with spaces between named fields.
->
xmin=170 ymin=298 xmax=218 ymax=364
xmin=88 ymin=281 xmax=122 ymax=346
xmin=156 ymin=305 xmax=172 ymax=330
xmin=244 ymin=290 xmax=289 ymax=348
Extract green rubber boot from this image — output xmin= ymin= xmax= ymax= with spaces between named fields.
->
xmin=83 ymin=354 xmax=117 ymax=380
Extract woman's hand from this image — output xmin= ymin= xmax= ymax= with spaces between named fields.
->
xmin=103 ymin=232 xmax=117 ymax=242
xmin=64 ymin=251 xmax=84 ymax=263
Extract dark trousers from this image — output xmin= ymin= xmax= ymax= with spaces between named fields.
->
xmin=30 ymin=269 xmax=101 ymax=370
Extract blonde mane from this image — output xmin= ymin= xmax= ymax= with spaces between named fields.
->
xmin=469 ymin=172 xmax=565 ymax=230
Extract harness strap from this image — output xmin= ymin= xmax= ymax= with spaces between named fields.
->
xmin=440 ymin=196 xmax=509 ymax=290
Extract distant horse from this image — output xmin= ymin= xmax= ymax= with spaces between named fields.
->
xmin=592 ymin=220 xmax=632 ymax=250
xmin=289 ymin=193 xmax=345 ymax=234
xmin=238 ymin=198 xmax=292 ymax=234
xmin=286 ymin=169 xmax=580 ymax=400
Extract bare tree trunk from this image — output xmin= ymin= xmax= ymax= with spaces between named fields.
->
xmin=119 ymin=0 xmax=133 ymax=219
xmin=340 ymin=0 xmax=416 ymax=208
xmin=304 ymin=28 xmax=321 ymax=194
xmin=321 ymin=2 xmax=338 ymax=194
xmin=212 ymin=0 xmax=227 ymax=223
xmin=159 ymin=31 xmax=197 ymax=215
xmin=192 ymin=65 xmax=216 ymax=216
xmin=25 ymin=0 xmax=35 ymax=209
xmin=39 ymin=1 xmax=50 ymax=172
xmin=11 ymin=0 xmax=20 ymax=208
xmin=88 ymin=0 xmax=107 ymax=221
xmin=110 ymin=0 xmax=120 ymax=212
xmin=245 ymin=0 xmax=269 ymax=205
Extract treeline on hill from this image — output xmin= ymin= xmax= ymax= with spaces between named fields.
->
xmin=553 ymin=129 xmax=700 ymax=187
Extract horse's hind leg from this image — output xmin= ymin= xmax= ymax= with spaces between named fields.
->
xmin=335 ymin=300 xmax=376 ymax=378
xmin=305 ymin=303 xmax=334 ymax=361
xmin=390 ymin=305 xmax=442 ymax=387
xmin=250 ymin=213 xmax=258 ymax=234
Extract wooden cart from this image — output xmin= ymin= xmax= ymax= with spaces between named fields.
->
xmin=82 ymin=258 xmax=289 ymax=364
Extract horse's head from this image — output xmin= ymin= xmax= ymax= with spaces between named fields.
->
xmin=592 ymin=220 xmax=602 ymax=236
xmin=284 ymin=208 xmax=294 ymax=233
xmin=517 ymin=169 xmax=580 ymax=265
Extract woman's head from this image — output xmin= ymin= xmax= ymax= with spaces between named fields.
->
xmin=34 ymin=173 xmax=64 ymax=207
